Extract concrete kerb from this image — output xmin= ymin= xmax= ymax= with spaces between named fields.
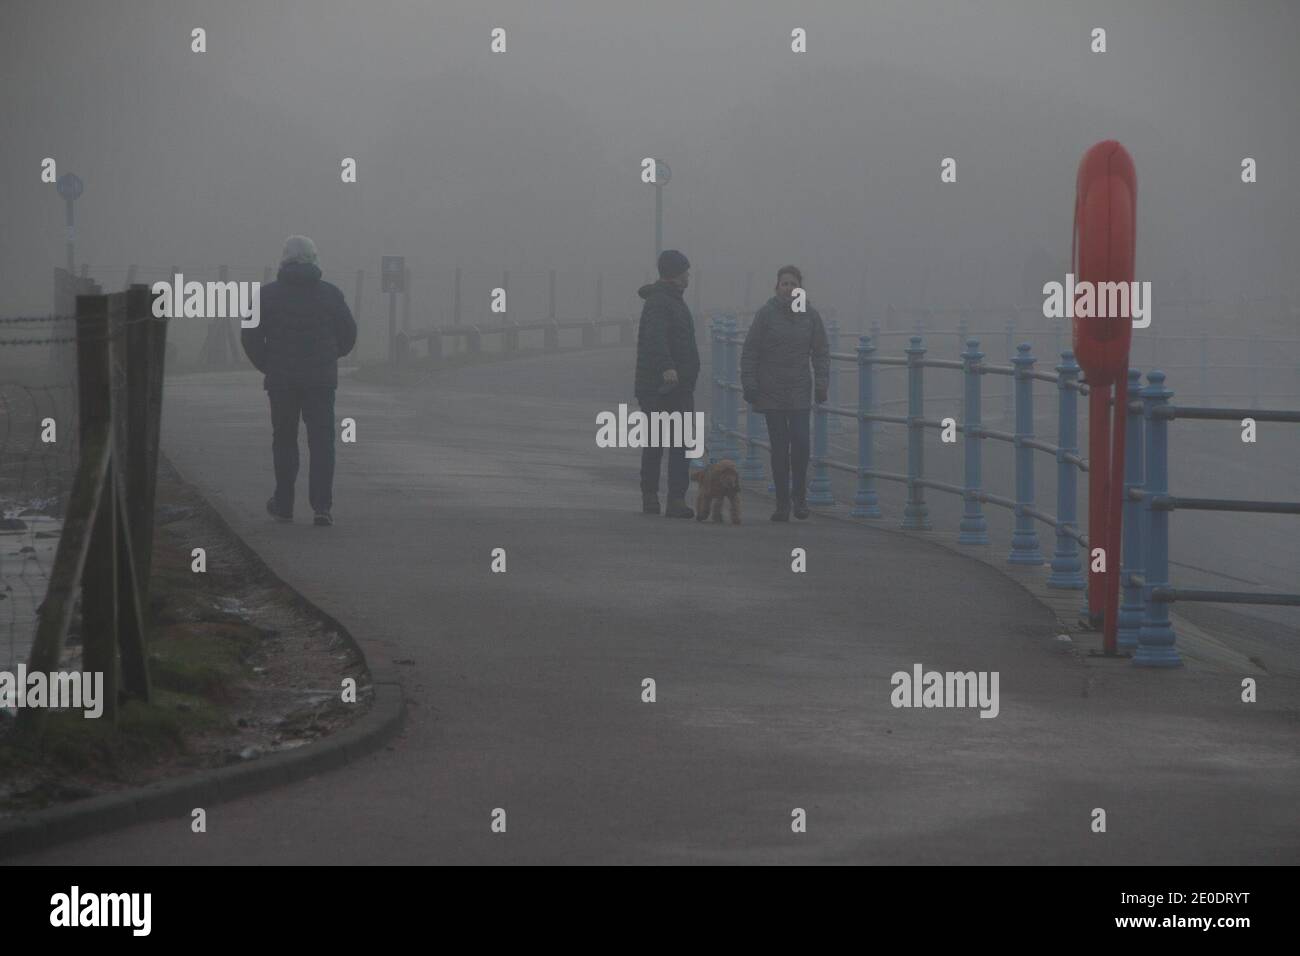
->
xmin=0 ymin=454 xmax=405 ymax=860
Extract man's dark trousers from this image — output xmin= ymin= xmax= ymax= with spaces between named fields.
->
xmin=639 ymin=389 xmax=694 ymax=499
xmin=764 ymin=410 xmax=811 ymax=505
xmin=269 ymin=386 xmax=336 ymax=515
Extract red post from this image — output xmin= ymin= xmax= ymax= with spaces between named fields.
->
xmin=1087 ymin=386 xmax=1110 ymax=625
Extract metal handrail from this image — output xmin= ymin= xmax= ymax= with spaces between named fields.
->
xmin=706 ymin=313 xmax=1299 ymax=669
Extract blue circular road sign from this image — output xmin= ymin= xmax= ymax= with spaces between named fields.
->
xmin=56 ymin=173 xmax=84 ymax=201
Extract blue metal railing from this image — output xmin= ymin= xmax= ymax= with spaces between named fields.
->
xmin=706 ymin=313 xmax=1300 ymax=667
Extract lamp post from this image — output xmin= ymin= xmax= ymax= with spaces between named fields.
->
xmin=653 ymin=160 xmax=671 ymax=258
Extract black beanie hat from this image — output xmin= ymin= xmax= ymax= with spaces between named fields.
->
xmin=657 ymin=249 xmax=690 ymax=279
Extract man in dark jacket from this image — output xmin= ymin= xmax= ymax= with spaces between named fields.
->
xmin=634 ymin=249 xmax=700 ymax=518
xmin=241 ymin=236 xmax=357 ymax=526
xmin=740 ymin=265 xmax=829 ymax=521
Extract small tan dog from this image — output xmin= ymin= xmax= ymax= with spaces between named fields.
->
xmin=691 ymin=459 xmax=741 ymax=525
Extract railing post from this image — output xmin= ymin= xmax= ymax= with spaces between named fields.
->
xmin=852 ymin=335 xmax=882 ymax=518
xmin=1117 ymin=368 xmax=1146 ymax=650
xmin=826 ymin=317 xmax=842 ymax=432
xmin=1250 ymin=334 xmax=1260 ymax=406
xmin=1008 ymin=342 xmax=1044 ymax=564
xmin=1003 ymin=314 xmax=1016 ymax=422
xmin=959 ymin=338 xmax=988 ymax=544
xmin=741 ymin=390 xmax=764 ymax=481
xmin=1048 ymin=351 xmax=1085 ymax=585
xmin=1199 ymin=331 xmax=1209 ymax=402
xmin=901 ymin=336 xmax=930 ymax=529
xmin=723 ymin=316 xmax=739 ymax=461
xmin=1135 ymin=371 xmax=1181 ymax=666
xmin=544 ymin=322 xmax=559 ymax=351
xmin=711 ymin=317 xmax=724 ymax=462
xmin=808 ymin=384 xmax=834 ymax=507
xmin=452 ymin=266 xmax=461 ymax=325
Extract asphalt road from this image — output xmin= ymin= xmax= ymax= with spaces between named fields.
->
xmin=15 ymin=346 xmax=1299 ymax=863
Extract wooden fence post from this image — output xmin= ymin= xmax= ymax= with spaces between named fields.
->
xmin=114 ymin=284 xmax=165 ymax=701
xmin=79 ymin=293 xmax=120 ymax=724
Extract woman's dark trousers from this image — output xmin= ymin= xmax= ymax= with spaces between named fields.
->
xmin=764 ymin=410 xmax=810 ymax=506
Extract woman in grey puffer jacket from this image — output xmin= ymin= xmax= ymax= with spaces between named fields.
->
xmin=740 ymin=265 xmax=830 ymax=521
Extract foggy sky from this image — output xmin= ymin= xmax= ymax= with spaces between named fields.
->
xmin=2 ymin=0 xmax=1297 ymax=321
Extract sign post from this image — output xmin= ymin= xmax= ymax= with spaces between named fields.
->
xmin=56 ymin=173 xmax=84 ymax=276
xmin=381 ymin=255 xmax=406 ymax=365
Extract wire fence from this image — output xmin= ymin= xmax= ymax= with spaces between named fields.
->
xmin=1 ymin=328 xmax=79 ymax=673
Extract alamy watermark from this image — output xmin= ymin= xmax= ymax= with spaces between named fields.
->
xmin=890 ymin=663 xmax=999 ymax=718
xmin=152 ymin=273 xmax=260 ymax=327
xmin=1042 ymin=273 xmax=1151 ymax=328
xmin=595 ymin=403 xmax=706 ymax=459
xmin=50 ymin=886 xmax=151 ymax=936
xmin=0 ymin=665 xmax=104 ymax=718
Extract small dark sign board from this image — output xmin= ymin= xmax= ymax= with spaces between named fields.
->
xmin=381 ymin=256 xmax=406 ymax=293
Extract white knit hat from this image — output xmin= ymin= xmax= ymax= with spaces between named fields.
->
xmin=280 ymin=235 xmax=319 ymax=266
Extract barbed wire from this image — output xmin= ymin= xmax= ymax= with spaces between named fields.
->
xmin=0 ymin=312 xmax=171 ymax=347
xmin=0 ymin=337 xmax=78 ymax=346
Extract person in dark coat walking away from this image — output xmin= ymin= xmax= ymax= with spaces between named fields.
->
xmin=740 ymin=265 xmax=829 ymax=521
xmin=241 ymin=236 xmax=357 ymax=526
xmin=633 ymin=249 xmax=700 ymax=518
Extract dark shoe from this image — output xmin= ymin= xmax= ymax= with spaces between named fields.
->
xmin=770 ymin=505 xmax=790 ymax=522
xmin=266 ymin=497 xmax=292 ymax=523
xmin=793 ymin=499 xmax=810 ymax=520
xmin=664 ymin=497 xmax=694 ymax=519
xmin=313 ymin=512 xmax=333 ymax=527
xmin=642 ymin=493 xmax=661 ymax=515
